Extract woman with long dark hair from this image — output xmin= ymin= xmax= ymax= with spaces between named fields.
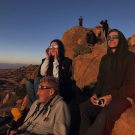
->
xmin=26 ymin=39 xmax=72 ymax=104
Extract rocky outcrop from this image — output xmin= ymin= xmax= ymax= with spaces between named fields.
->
xmin=62 ymin=26 xmax=106 ymax=89
xmin=73 ymin=44 xmax=106 ymax=89
xmin=128 ymin=34 xmax=135 ymax=46
xmin=112 ymin=107 xmax=135 ymax=135
xmin=62 ymin=26 xmax=91 ymax=59
xmin=0 ymin=26 xmax=135 ymax=135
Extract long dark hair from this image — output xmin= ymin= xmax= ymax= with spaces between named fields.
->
xmin=50 ymin=39 xmax=65 ymax=61
xmin=47 ymin=39 xmax=65 ymax=76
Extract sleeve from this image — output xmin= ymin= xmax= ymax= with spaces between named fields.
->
xmin=53 ymin=58 xmax=59 ymax=78
xmin=40 ymin=58 xmax=49 ymax=76
xmin=53 ymin=102 xmax=71 ymax=135
xmin=109 ymin=60 xmax=135 ymax=100
xmin=94 ymin=56 xmax=105 ymax=97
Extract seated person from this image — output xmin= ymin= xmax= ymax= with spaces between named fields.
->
xmin=26 ymin=39 xmax=72 ymax=104
xmin=0 ymin=97 xmax=29 ymax=135
xmin=10 ymin=76 xmax=71 ymax=135
xmin=79 ymin=29 xmax=135 ymax=135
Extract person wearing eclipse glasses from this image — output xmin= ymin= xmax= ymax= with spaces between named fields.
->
xmin=26 ymin=39 xmax=72 ymax=105
xmin=79 ymin=29 xmax=135 ymax=135
xmin=10 ymin=77 xmax=71 ymax=135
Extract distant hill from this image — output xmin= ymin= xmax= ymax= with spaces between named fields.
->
xmin=0 ymin=63 xmax=28 ymax=69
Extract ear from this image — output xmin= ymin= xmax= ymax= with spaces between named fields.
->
xmin=49 ymin=89 xmax=55 ymax=96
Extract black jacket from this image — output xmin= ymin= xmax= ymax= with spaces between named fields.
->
xmin=37 ymin=57 xmax=73 ymax=102
xmin=94 ymin=30 xmax=135 ymax=100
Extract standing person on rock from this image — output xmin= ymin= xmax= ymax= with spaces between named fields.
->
xmin=79 ymin=29 xmax=135 ymax=135
xmin=100 ymin=20 xmax=109 ymax=40
xmin=78 ymin=16 xmax=83 ymax=27
xmin=26 ymin=39 xmax=72 ymax=105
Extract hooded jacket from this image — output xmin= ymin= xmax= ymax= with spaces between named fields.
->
xmin=94 ymin=29 xmax=135 ymax=100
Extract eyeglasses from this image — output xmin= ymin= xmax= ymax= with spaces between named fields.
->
xmin=38 ymin=85 xmax=52 ymax=90
xmin=107 ymin=35 xmax=119 ymax=41
xmin=49 ymin=45 xmax=58 ymax=49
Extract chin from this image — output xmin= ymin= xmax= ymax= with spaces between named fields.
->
xmin=109 ymin=45 xmax=117 ymax=48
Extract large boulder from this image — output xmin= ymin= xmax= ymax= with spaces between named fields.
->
xmin=128 ymin=34 xmax=135 ymax=46
xmin=62 ymin=26 xmax=106 ymax=89
xmin=73 ymin=44 xmax=106 ymax=89
xmin=62 ymin=26 xmax=92 ymax=59
xmin=112 ymin=107 xmax=135 ymax=135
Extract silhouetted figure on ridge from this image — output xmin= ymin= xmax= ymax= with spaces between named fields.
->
xmin=100 ymin=20 xmax=109 ymax=39
xmin=78 ymin=16 xmax=83 ymax=26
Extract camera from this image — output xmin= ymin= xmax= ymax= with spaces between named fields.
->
xmin=96 ymin=99 xmax=104 ymax=105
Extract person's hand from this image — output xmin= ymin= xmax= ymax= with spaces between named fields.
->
xmin=54 ymin=49 xmax=58 ymax=59
xmin=45 ymin=48 xmax=50 ymax=59
xmin=98 ymin=95 xmax=112 ymax=107
xmin=90 ymin=94 xmax=98 ymax=105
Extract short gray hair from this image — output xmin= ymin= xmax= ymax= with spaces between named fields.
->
xmin=40 ymin=76 xmax=59 ymax=92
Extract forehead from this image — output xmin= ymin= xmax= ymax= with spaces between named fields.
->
xmin=109 ymin=31 xmax=119 ymax=36
xmin=51 ymin=42 xmax=58 ymax=46
xmin=40 ymin=81 xmax=49 ymax=86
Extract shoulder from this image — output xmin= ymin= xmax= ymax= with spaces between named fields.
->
xmin=63 ymin=57 xmax=72 ymax=64
xmin=99 ymin=54 xmax=108 ymax=66
xmin=101 ymin=54 xmax=108 ymax=61
xmin=56 ymin=98 xmax=68 ymax=108
xmin=62 ymin=57 xmax=72 ymax=69
xmin=54 ymin=97 xmax=69 ymax=112
xmin=41 ymin=58 xmax=45 ymax=62
xmin=30 ymin=100 xmax=39 ymax=108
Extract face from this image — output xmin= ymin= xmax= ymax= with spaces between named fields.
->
xmin=49 ymin=42 xmax=59 ymax=56
xmin=37 ymin=81 xmax=55 ymax=103
xmin=107 ymin=31 xmax=119 ymax=49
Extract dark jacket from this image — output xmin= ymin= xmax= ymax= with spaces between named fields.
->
xmin=37 ymin=57 xmax=73 ymax=102
xmin=94 ymin=30 xmax=135 ymax=100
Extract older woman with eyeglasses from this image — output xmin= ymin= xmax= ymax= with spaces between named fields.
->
xmin=26 ymin=39 xmax=72 ymax=105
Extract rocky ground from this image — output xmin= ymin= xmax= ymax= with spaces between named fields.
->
xmin=0 ymin=25 xmax=135 ymax=134
xmin=0 ymin=65 xmax=38 ymax=116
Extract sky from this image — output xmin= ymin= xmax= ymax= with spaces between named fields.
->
xmin=0 ymin=0 xmax=135 ymax=64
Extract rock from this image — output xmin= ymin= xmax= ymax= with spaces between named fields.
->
xmin=129 ymin=46 xmax=135 ymax=53
xmin=112 ymin=108 xmax=135 ymax=135
xmin=62 ymin=26 xmax=92 ymax=59
xmin=128 ymin=34 xmax=135 ymax=46
xmin=62 ymin=26 xmax=106 ymax=89
xmin=93 ymin=25 xmax=105 ymax=41
xmin=73 ymin=44 xmax=106 ymax=89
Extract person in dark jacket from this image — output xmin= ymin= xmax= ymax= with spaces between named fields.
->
xmin=100 ymin=20 xmax=109 ymax=39
xmin=26 ymin=39 xmax=72 ymax=104
xmin=79 ymin=29 xmax=135 ymax=135
xmin=78 ymin=16 xmax=83 ymax=27
xmin=87 ymin=30 xmax=97 ymax=46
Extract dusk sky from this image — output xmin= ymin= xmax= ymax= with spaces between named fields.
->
xmin=0 ymin=0 xmax=135 ymax=64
